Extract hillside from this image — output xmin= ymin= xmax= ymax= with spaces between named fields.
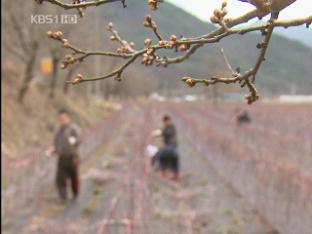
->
xmin=96 ymin=0 xmax=312 ymax=95
xmin=1 ymin=63 xmax=122 ymax=156
xmin=275 ymin=26 xmax=312 ymax=48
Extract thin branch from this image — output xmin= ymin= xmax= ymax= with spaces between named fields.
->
xmin=8 ymin=12 xmax=30 ymax=54
xmin=42 ymin=0 xmax=312 ymax=104
xmin=75 ymin=52 xmax=141 ymax=83
xmin=39 ymin=0 xmax=126 ymax=9
xmin=181 ymin=69 xmax=259 ymax=105
xmin=156 ymin=44 xmax=203 ymax=66
xmin=2 ymin=40 xmax=28 ymax=62
xmin=191 ymin=9 xmax=270 ymax=41
xmin=220 ymin=48 xmax=234 ymax=75
xmin=54 ymin=14 xmax=310 ymax=87
xmin=144 ymin=15 xmax=163 ymax=41
xmin=251 ymin=13 xmax=278 ymax=82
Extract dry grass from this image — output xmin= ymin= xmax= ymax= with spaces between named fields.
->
xmin=1 ymin=65 xmax=121 ymax=156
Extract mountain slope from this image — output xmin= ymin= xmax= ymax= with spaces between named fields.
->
xmin=275 ymin=26 xmax=312 ymax=48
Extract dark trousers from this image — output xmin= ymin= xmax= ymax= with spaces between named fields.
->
xmin=156 ymin=145 xmax=179 ymax=174
xmin=56 ymin=155 xmax=80 ymax=200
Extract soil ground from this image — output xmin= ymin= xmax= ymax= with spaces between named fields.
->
xmin=4 ymin=101 xmax=311 ymax=234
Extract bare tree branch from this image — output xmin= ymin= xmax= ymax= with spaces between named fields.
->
xmin=40 ymin=0 xmax=312 ymax=103
xmin=37 ymin=0 xmax=126 ymax=9
xmin=220 ymin=48 xmax=235 ymax=75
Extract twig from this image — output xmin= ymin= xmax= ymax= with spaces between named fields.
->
xmin=38 ymin=0 xmax=126 ymax=9
xmin=43 ymin=0 xmax=312 ymax=104
xmin=220 ymin=48 xmax=234 ymax=75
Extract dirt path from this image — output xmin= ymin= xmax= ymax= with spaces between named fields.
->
xmin=2 ymin=102 xmax=275 ymax=234
xmin=146 ymin=103 xmax=274 ymax=234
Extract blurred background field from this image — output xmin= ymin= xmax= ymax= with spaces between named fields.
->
xmin=1 ymin=0 xmax=312 ymax=234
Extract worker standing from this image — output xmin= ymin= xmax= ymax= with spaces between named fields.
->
xmin=48 ymin=109 xmax=81 ymax=202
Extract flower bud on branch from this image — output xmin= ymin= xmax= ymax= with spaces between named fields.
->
xmin=42 ymin=0 xmax=311 ymax=104
xmin=107 ymin=22 xmax=135 ymax=54
xmin=144 ymin=38 xmax=153 ymax=47
xmin=144 ymin=15 xmax=163 ymax=40
xmin=148 ymin=0 xmax=164 ymax=10
xmin=72 ymin=74 xmax=84 ymax=84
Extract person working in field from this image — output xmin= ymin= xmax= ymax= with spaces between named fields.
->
xmin=236 ymin=109 xmax=251 ymax=126
xmin=151 ymin=115 xmax=180 ymax=182
xmin=47 ymin=109 xmax=81 ymax=202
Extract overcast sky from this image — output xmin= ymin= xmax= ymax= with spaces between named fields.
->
xmin=166 ymin=0 xmax=311 ymax=46
xmin=167 ymin=0 xmax=312 ymax=22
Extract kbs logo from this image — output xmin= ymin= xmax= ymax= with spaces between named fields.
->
xmin=30 ymin=14 xmax=78 ymax=24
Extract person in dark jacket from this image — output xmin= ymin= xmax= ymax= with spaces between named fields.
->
xmin=49 ymin=109 xmax=81 ymax=202
xmin=152 ymin=115 xmax=180 ymax=181
xmin=236 ymin=110 xmax=251 ymax=126
xmin=161 ymin=115 xmax=178 ymax=148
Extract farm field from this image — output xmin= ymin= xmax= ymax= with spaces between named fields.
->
xmin=2 ymin=101 xmax=312 ymax=234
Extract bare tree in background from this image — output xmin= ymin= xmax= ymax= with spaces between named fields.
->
xmin=48 ymin=47 xmax=62 ymax=98
xmin=63 ymin=63 xmax=80 ymax=95
xmin=46 ymin=12 xmax=77 ymax=99
xmin=35 ymin=0 xmax=312 ymax=103
xmin=2 ymin=0 xmax=44 ymax=104
xmin=2 ymin=0 xmax=100 ymax=101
